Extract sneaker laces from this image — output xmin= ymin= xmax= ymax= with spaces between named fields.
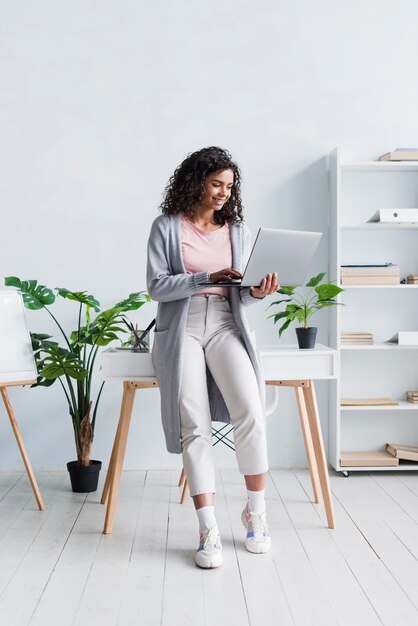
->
xmin=249 ymin=511 xmax=269 ymax=536
xmin=202 ymin=525 xmax=220 ymax=549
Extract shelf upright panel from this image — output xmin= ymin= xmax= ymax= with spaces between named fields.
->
xmin=328 ymin=147 xmax=341 ymax=471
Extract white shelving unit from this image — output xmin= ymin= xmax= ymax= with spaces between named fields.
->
xmin=328 ymin=148 xmax=418 ymax=474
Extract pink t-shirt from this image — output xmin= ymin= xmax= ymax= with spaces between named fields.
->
xmin=180 ymin=213 xmax=232 ymax=297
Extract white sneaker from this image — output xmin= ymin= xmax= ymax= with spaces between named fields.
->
xmin=241 ymin=506 xmax=272 ymax=554
xmin=195 ymin=525 xmax=223 ymax=569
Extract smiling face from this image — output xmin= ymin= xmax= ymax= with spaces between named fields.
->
xmin=199 ymin=169 xmax=234 ymax=213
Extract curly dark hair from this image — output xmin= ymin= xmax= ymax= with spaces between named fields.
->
xmin=160 ymin=146 xmax=244 ymax=225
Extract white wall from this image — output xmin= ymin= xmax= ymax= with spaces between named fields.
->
xmin=1 ymin=0 xmax=418 ymax=471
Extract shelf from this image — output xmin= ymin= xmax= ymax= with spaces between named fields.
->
xmin=329 ymin=148 xmax=418 ymax=475
xmin=342 ymin=162 xmax=418 ymax=172
xmin=342 ymin=223 xmax=418 ymax=230
xmin=341 ymin=284 xmax=418 ymax=289
xmin=338 ymin=464 xmax=418 ymax=472
xmin=341 ymin=401 xmax=417 ymax=411
xmin=341 ymin=343 xmax=418 ymax=350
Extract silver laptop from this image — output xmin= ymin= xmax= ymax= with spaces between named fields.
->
xmin=202 ymin=228 xmax=322 ymax=287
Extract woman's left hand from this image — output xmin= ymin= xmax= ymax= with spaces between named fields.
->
xmin=250 ymin=272 xmax=279 ymax=299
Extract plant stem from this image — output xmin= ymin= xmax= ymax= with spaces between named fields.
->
xmin=57 ymin=376 xmax=72 ymax=410
xmin=91 ymin=381 xmax=105 ymax=433
xmin=58 ymin=377 xmax=81 ymax=451
xmin=44 ymin=307 xmax=72 ymax=351
xmin=87 ymin=345 xmax=100 ymax=402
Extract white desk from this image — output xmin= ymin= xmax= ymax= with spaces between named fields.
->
xmin=100 ymin=344 xmax=337 ymax=534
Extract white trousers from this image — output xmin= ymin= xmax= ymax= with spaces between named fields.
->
xmin=179 ymin=294 xmax=269 ymax=496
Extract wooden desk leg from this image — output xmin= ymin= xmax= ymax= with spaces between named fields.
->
xmin=303 ymin=381 xmax=336 ymax=529
xmin=178 ymin=467 xmax=186 ymax=487
xmin=180 ymin=478 xmax=189 ymax=504
xmin=1 ymin=387 xmax=44 ymax=511
xmin=101 ymin=390 xmax=127 ymax=505
xmin=294 ymin=386 xmax=321 ymax=504
xmin=103 ymin=382 xmax=136 ymax=534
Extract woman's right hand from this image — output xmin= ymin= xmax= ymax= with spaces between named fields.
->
xmin=209 ymin=268 xmax=242 ymax=283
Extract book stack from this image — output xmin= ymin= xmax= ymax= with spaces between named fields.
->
xmin=379 ymin=148 xmax=418 ymax=161
xmin=386 ymin=443 xmax=418 ymax=462
xmin=340 ymin=265 xmax=400 ymax=285
xmin=341 ymin=331 xmax=373 ymax=345
xmin=406 ymin=390 xmax=418 ymax=404
xmin=407 ymin=275 xmax=418 ymax=284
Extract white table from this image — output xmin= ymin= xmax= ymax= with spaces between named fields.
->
xmin=100 ymin=344 xmax=337 ymax=534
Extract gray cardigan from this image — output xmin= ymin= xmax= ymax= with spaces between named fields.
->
xmin=146 ymin=213 xmax=265 ymax=454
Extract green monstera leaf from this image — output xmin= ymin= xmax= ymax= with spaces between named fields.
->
xmin=56 ymin=289 xmax=100 ymax=312
xmin=71 ymin=309 xmax=127 ymax=347
xmin=114 ymin=292 xmax=151 ymax=311
xmin=5 ymin=277 xmax=55 ymax=309
xmin=39 ymin=344 xmax=89 ymax=381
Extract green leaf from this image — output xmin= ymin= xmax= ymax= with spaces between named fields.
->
xmin=273 ymin=311 xmax=291 ymax=324
xmin=286 ymin=304 xmax=302 ymax=313
xmin=315 ymin=301 xmax=344 ymax=310
xmin=266 ymin=298 xmax=292 ymax=309
xmin=30 ymin=332 xmax=53 ymax=352
xmin=113 ymin=292 xmax=151 ymax=311
xmin=306 ymin=272 xmax=327 ymax=287
xmin=278 ymin=286 xmax=296 ymax=296
xmin=30 ymin=376 xmax=56 ymax=389
xmin=56 ymin=289 xmax=101 ymax=312
xmin=315 ymin=283 xmax=344 ymax=300
xmin=39 ymin=345 xmax=89 ymax=381
xmin=299 ymin=307 xmax=313 ymax=323
xmin=75 ymin=308 xmax=131 ymax=347
xmin=278 ymin=318 xmax=293 ymax=337
xmin=4 ymin=277 xmax=55 ymax=309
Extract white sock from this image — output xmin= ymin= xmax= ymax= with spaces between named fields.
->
xmin=247 ymin=489 xmax=266 ymax=514
xmin=196 ymin=506 xmax=217 ymax=533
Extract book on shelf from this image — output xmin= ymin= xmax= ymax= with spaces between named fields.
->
xmin=340 ymin=332 xmax=373 ymax=345
xmin=340 ymin=451 xmax=399 ymax=467
xmin=341 ymin=276 xmax=400 ymax=285
xmin=378 ymin=149 xmax=418 ymax=161
xmin=340 ymin=264 xmax=400 ymax=285
xmin=386 ymin=332 xmax=418 ymax=345
xmin=407 ymin=390 xmax=418 ymax=403
xmin=341 ymin=340 xmax=374 ymax=345
xmin=407 ymin=275 xmax=418 ymax=284
xmin=341 ymin=262 xmax=395 ymax=267
xmin=386 ymin=443 xmax=418 ymax=462
xmin=367 ymin=208 xmax=418 ymax=223
xmin=340 ymin=397 xmax=399 ymax=406
xmin=341 ymin=266 xmax=400 ymax=276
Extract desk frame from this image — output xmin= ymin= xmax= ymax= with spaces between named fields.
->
xmin=101 ymin=378 xmax=335 ymax=534
xmin=0 ymin=381 xmax=44 ymax=510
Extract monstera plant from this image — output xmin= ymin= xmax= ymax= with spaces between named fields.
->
xmin=4 ymin=276 xmax=150 ymax=490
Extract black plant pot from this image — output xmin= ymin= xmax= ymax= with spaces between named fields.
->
xmin=295 ymin=327 xmax=317 ymax=349
xmin=67 ymin=460 xmax=102 ymax=493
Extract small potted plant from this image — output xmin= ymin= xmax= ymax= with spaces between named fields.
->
xmin=4 ymin=276 xmax=150 ymax=492
xmin=267 ymin=272 xmax=344 ymax=349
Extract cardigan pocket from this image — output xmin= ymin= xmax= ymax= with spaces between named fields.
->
xmin=152 ymin=329 xmax=169 ymax=369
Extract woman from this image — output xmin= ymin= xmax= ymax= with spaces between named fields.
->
xmin=147 ymin=146 xmax=278 ymax=569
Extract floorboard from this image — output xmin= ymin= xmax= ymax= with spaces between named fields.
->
xmin=0 ymin=469 xmax=415 ymax=626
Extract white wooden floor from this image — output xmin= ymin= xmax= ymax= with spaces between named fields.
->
xmin=1 ymin=468 xmax=418 ymax=626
